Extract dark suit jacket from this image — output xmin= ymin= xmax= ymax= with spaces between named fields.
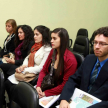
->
xmin=59 ymin=54 xmax=108 ymax=108
xmin=0 ymin=34 xmax=15 ymax=57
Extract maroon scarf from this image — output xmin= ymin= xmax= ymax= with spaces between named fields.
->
xmin=15 ymin=42 xmax=23 ymax=60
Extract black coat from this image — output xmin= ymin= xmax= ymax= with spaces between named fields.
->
xmin=0 ymin=34 xmax=15 ymax=57
xmin=59 ymin=54 xmax=108 ymax=108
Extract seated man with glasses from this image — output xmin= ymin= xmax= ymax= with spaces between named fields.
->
xmin=59 ymin=26 xmax=108 ymax=108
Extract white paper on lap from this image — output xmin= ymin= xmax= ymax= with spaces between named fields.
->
xmin=8 ymin=74 xmax=19 ymax=84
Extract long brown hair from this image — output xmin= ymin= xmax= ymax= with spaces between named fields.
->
xmin=51 ymin=28 xmax=69 ymax=82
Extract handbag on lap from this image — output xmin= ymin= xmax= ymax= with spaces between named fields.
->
xmin=15 ymin=72 xmax=37 ymax=82
xmin=41 ymin=49 xmax=56 ymax=91
xmin=41 ymin=68 xmax=55 ymax=91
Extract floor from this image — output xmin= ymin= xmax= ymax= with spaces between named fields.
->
xmin=5 ymin=91 xmax=9 ymax=108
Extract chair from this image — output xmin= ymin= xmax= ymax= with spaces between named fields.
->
xmin=89 ymin=31 xmax=95 ymax=54
xmin=0 ymin=47 xmax=2 ymax=52
xmin=73 ymin=34 xmax=89 ymax=57
xmin=76 ymin=28 xmax=88 ymax=37
xmin=69 ymin=39 xmax=73 ymax=48
xmin=10 ymin=82 xmax=39 ymax=108
xmin=0 ymin=68 xmax=5 ymax=108
xmin=72 ymin=52 xmax=84 ymax=69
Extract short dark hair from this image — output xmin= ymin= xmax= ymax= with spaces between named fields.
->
xmin=15 ymin=25 xmax=34 ymax=49
xmin=34 ymin=25 xmax=50 ymax=46
xmin=94 ymin=26 xmax=108 ymax=37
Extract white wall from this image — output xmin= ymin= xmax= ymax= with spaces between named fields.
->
xmin=0 ymin=0 xmax=108 ymax=47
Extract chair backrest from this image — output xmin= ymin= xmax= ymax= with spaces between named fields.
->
xmin=72 ymin=52 xmax=84 ymax=69
xmin=73 ymin=36 xmax=89 ymax=57
xmin=77 ymin=28 xmax=88 ymax=37
xmin=10 ymin=82 xmax=39 ymax=108
xmin=0 ymin=47 xmax=2 ymax=52
xmin=69 ymin=39 xmax=73 ymax=48
xmin=89 ymin=31 xmax=95 ymax=54
xmin=0 ymin=68 xmax=5 ymax=108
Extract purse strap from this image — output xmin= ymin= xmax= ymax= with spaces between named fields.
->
xmin=50 ymin=49 xmax=56 ymax=76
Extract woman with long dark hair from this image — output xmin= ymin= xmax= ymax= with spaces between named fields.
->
xmin=36 ymin=28 xmax=77 ymax=98
xmin=4 ymin=25 xmax=51 ymax=107
xmin=0 ymin=25 xmax=34 ymax=79
xmin=14 ymin=25 xmax=51 ymax=76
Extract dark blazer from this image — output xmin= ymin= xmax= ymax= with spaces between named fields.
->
xmin=0 ymin=34 xmax=15 ymax=57
xmin=59 ymin=54 xmax=108 ymax=108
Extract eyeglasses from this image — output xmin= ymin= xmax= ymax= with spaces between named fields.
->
xmin=92 ymin=41 xmax=108 ymax=47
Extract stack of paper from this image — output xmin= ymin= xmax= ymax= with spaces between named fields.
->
xmin=39 ymin=95 xmax=60 ymax=108
xmin=56 ymin=88 xmax=101 ymax=108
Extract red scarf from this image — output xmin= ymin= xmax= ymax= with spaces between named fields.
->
xmin=28 ymin=42 xmax=42 ymax=67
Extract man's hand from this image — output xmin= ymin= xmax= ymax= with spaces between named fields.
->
xmin=59 ymin=100 xmax=70 ymax=108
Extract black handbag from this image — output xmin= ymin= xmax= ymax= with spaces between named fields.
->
xmin=41 ymin=50 xmax=56 ymax=91
xmin=41 ymin=72 xmax=54 ymax=91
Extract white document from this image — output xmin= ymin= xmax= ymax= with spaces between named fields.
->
xmin=8 ymin=74 xmax=19 ymax=84
xmin=39 ymin=95 xmax=60 ymax=108
xmin=56 ymin=88 xmax=101 ymax=108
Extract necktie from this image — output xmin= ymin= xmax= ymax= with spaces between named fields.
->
xmin=88 ymin=62 xmax=100 ymax=93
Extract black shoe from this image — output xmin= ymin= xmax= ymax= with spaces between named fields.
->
xmin=2 ymin=105 xmax=6 ymax=108
xmin=2 ymin=96 xmax=6 ymax=108
xmin=0 ymin=68 xmax=4 ymax=80
xmin=7 ymin=103 xmax=10 ymax=108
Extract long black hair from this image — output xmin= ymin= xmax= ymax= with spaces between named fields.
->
xmin=34 ymin=25 xmax=51 ymax=46
xmin=14 ymin=25 xmax=34 ymax=49
xmin=51 ymin=28 xmax=69 ymax=81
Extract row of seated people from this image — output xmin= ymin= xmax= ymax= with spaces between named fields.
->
xmin=0 ymin=19 xmax=93 ymax=60
xmin=0 ymin=19 xmax=108 ymax=108
xmin=0 ymin=19 xmax=77 ymax=108
xmin=0 ymin=19 xmax=93 ymax=64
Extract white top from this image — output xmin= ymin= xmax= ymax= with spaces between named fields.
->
xmin=8 ymin=45 xmax=52 ymax=84
xmin=22 ymin=45 xmax=52 ymax=74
